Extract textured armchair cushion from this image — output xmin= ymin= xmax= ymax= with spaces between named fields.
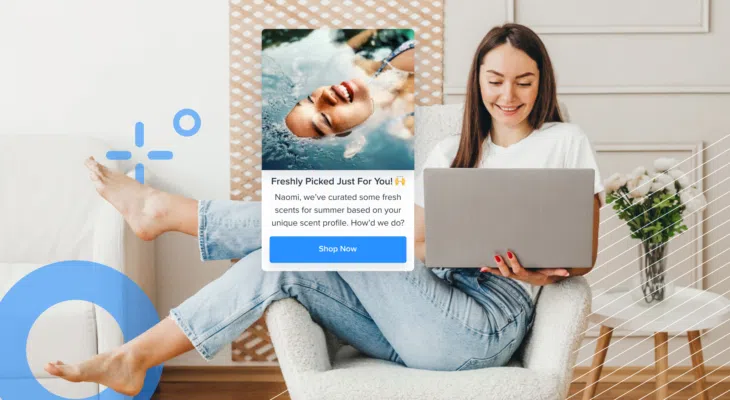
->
xmin=267 ymin=277 xmax=590 ymax=400
xmin=414 ymin=103 xmax=463 ymax=173
xmin=266 ymin=290 xmax=588 ymax=400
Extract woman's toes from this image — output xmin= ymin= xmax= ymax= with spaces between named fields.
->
xmin=45 ymin=361 xmax=83 ymax=382
xmin=44 ymin=362 xmax=59 ymax=375
xmin=85 ymin=158 xmax=102 ymax=176
xmin=44 ymin=361 xmax=66 ymax=377
xmin=84 ymin=157 xmax=97 ymax=169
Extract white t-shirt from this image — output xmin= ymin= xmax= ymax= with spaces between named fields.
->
xmin=415 ymin=122 xmax=605 ymax=302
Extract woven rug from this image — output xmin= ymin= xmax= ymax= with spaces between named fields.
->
xmin=229 ymin=0 xmax=444 ymax=363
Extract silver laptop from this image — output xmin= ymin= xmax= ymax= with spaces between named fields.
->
xmin=423 ymin=168 xmax=595 ymax=269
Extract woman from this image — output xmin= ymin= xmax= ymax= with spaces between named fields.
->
xmin=45 ymin=24 xmax=602 ymax=396
xmin=415 ymin=23 xmax=604 ymax=301
xmin=281 ymin=29 xmax=415 ymax=139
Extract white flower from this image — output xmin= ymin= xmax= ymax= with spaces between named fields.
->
xmin=603 ymin=172 xmax=628 ymax=194
xmin=651 ymin=173 xmax=677 ymax=194
xmin=630 ymin=166 xmax=646 ymax=178
xmin=654 ymin=157 xmax=677 ymax=172
xmin=625 ymin=175 xmax=640 ymax=193
xmin=667 ymin=168 xmax=691 ymax=188
xmin=627 ymin=174 xmax=652 ymax=198
xmin=625 ymin=166 xmax=644 ymax=192
xmin=680 ymin=187 xmax=707 ymax=214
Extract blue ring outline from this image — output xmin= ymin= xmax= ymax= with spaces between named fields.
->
xmin=0 ymin=260 xmax=162 ymax=399
xmin=173 ymin=109 xmax=201 ymax=137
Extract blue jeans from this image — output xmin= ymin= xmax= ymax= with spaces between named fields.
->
xmin=169 ymin=200 xmax=535 ymax=371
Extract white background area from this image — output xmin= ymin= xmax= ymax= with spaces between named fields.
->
xmin=0 ymin=0 xmax=234 ymax=366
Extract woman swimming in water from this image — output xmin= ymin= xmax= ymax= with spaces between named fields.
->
xmin=281 ymin=29 xmax=415 ymax=139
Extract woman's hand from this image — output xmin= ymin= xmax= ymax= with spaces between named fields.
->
xmin=480 ymin=250 xmax=570 ymax=286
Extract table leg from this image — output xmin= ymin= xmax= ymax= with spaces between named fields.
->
xmin=654 ymin=332 xmax=669 ymax=400
xmin=687 ymin=330 xmax=709 ymax=400
xmin=582 ymin=325 xmax=613 ymax=400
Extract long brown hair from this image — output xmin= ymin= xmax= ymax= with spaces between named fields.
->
xmin=451 ymin=23 xmax=563 ymax=168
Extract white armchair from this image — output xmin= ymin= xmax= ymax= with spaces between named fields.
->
xmin=265 ymin=103 xmax=591 ymax=400
xmin=0 ymin=134 xmax=156 ymax=398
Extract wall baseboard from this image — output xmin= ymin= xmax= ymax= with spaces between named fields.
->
xmin=161 ymin=366 xmax=284 ymax=383
xmin=161 ymin=365 xmax=730 ymax=385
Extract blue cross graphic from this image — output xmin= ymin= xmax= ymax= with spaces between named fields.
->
xmin=105 ymin=109 xmax=200 ymax=184
xmin=106 ymin=122 xmax=174 ymax=184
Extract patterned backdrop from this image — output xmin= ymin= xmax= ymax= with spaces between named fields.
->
xmin=229 ymin=0 xmax=445 ymax=363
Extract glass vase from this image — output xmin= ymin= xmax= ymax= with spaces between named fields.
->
xmin=637 ymin=241 xmax=669 ymax=304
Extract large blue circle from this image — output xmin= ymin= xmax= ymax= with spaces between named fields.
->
xmin=173 ymin=108 xmax=201 ymax=137
xmin=0 ymin=261 xmax=162 ymax=399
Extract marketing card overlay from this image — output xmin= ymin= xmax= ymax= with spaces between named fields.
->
xmin=261 ymin=28 xmax=415 ymax=271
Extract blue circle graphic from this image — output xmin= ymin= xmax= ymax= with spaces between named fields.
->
xmin=0 ymin=261 xmax=162 ymax=400
xmin=173 ymin=108 xmax=201 ymax=137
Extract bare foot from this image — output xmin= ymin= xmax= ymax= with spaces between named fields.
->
xmin=44 ymin=350 xmax=147 ymax=396
xmin=85 ymin=157 xmax=170 ymax=241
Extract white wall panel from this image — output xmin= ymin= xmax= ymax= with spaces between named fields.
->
xmin=514 ymin=0 xmax=709 ymax=34
xmin=445 ymin=0 xmax=729 ymax=95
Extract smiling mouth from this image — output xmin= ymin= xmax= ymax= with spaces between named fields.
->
xmin=495 ymin=104 xmax=523 ymax=112
xmin=332 ymin=83 xmax=352 ymax=103
xmin=341 ymin=81 xmax=355 ymax=102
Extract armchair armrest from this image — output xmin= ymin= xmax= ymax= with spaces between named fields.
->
xmin=266 ymin=298 xmax=333 ymax=379
xmin=520 ymin=276 xmax=592 ymax=398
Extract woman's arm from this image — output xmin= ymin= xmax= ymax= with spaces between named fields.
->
xmin=346 ymin=29 xmax=378 ymax=51
xmin=415 ymin=204 xmax=426 ymax=262
xmin=349 ymin=29 xmax=381 ymax=75
xmin=388 ymin=47 xmax=415 ymax=72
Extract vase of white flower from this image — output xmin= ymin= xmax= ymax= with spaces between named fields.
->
xmin=638 ymin=241 xmax=668 ymax=302
xmin=604 ymin=157 xmax=707 ymax=304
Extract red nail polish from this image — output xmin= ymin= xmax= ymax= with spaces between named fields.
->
xmin=507 ymin=251 xmax=513 ymax=259
xmin=494 ymin=255 xmax=501 ymax=263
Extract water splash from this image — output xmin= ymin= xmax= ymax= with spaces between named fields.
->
xmin=261 ymin=30 xmax=414 ymax=170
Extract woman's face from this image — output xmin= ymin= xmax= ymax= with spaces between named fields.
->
xmin=479 ymin=44 xmax=539 ymax=129
xmin=285 ymin=77 xmax=373 ymax=138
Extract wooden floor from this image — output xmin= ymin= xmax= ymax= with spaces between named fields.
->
xmin=152 ymin=381 xmax=730 ymax=399
xmin=153 ymin=382 xmax=290 ymax=400
xmin=568 ymin=382 xmax=730 ymax=399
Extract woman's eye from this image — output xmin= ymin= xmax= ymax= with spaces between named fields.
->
xmin=308 ymin=96 xmax=314 ymax=103
xmin=321 ymin=112 xmax=332 ymax=127
xmin=517 ymin=83 xmax=532 ymax=87
xmin=488 ymin=82 xmax=502 ymax=85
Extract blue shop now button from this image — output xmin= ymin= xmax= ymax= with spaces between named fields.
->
xmin=270 ymin=236 xmax=407 ymax=263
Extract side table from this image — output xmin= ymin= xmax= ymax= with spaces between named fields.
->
xmin=582 ymin=286 xmax=730 ymax=400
